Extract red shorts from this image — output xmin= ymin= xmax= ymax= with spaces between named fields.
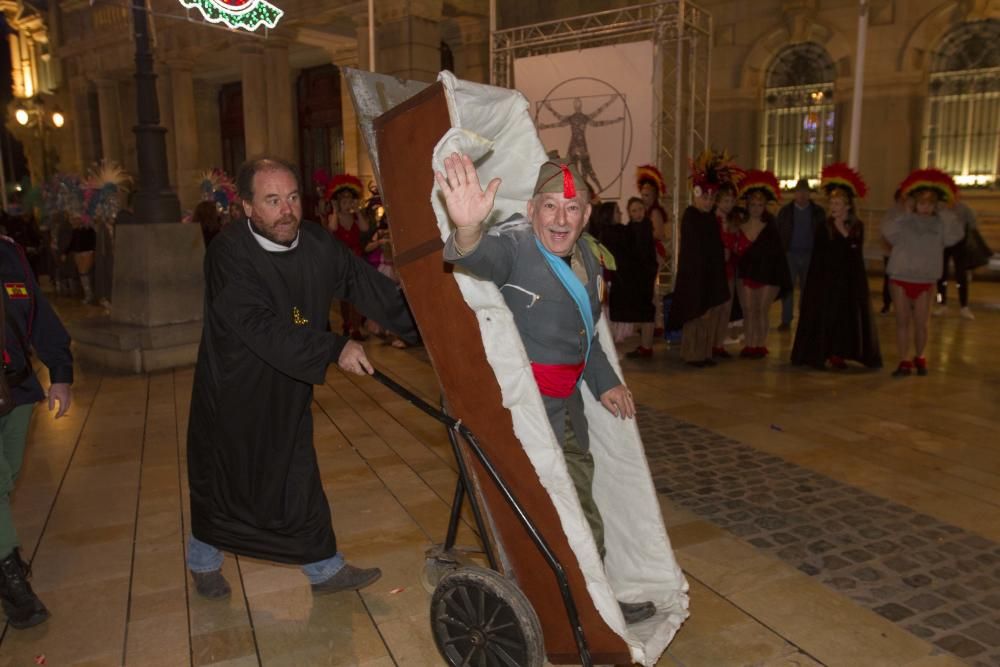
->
xmin=891 ymin=279 xmax=933 ymax=300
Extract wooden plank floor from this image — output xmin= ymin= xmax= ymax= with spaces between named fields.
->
xmin=1 ymin=279 xmax=997 ymax=666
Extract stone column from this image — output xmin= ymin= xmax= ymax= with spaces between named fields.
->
xmin=170 ymin=61 xmax=201 ymax=209
xmin=341 ymin=19 xmax=374 ymax=185
xmin=265 ymin=43 xmax=295 ymax=161
xmin=451 ymin=16 xmax=489 ymax=83
xmin=241 ymin=46 xmax=269 ymax=157
xmin=95 ymin=79 xmax=124 ymax=164
xmin=375 ymin=0 xmax=444 ymax=83
xmin=69 ymin=76 xmax=99 ymax=170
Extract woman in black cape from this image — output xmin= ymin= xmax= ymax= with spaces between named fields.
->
xmin=792 ymin=163 xmax=882 ymax=370
xmin=734 ymin=170 xmax=792 ymax=359
xmin=601 ymin=197 xmax=658 ymax=358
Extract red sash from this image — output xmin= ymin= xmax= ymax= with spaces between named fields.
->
xmin=531 ymin=361 xmax=585 ymax=399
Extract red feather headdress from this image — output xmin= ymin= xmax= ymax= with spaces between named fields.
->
xmin=325 ymin=174 xmax=364 ymax=200
xmin=688 ymin=149 xmax=746 ymax=194
xmin=636 ymin=164 xmax=666 ymax=196
xmin=821 ymin=163 xmax=868 ymax=200
xmin=899 ymin=168 xmax=958 ymax=204
xmin=737 ymin=169 xmax=782 ymax=202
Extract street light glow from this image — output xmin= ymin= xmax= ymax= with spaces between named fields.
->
xmin=15 ymin=108 xmax=29 ymax=126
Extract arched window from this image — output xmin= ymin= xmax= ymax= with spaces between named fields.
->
xmin=761 ymin=42 xmax=836 ymax=188
xmin=922 ymin=20 xmax=1000 ymax=187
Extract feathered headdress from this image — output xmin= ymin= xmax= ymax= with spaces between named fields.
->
xmin=313 ymin=168 xmax=332 ymax=193
xmin=84 ymin=160 xmax=133 ymax=223
xmin=636 ymin=164 xmax=666 ymax=196
xmin=326 ymin=174 xmax=363 ymax=200
xmin=899 ymin=168 xmax=958 ymax=204
xmin=199 ymin=168 xmax=237 ymax=209
xmin=738 ymin=169 xmax=782 ymax=202
xmin=42 ymin=173 xmax=85 ymax=220
xmin=820 ymin=163 xmax=868 ymax=199
xmin=689 ymin=149 xmax=746 ymax=195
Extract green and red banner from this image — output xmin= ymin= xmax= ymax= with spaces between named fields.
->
xmin=178 ymin=0 xmax=283 ymax=32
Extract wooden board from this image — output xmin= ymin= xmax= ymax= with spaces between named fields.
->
xmin=374 ymin=82 xmax=631 ymax=665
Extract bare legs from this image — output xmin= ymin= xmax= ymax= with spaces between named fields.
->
xmin=738 ymin=282 xmax=779 ymax=350
xmin=891 ymin=284 xmax=932 ymax=375
xmin=639 ymin=322 xmax=654 ymax=349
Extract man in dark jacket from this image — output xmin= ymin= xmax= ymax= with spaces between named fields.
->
xmin=776 ymin=178 xmax=826 ymax=330
xmin=0 ymin=237 xmax=73 ymax=629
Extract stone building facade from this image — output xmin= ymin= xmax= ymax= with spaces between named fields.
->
xmin=30 ymin=0 xmax=490 ymax=217
xmin=5 ymin=0 xmax=999 ymax=226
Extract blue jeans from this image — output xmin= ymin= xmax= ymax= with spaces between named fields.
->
xmin=782 ymin=251 xmax=811 ymax=325
xmin=187 ymin=536 xmax=345 ymax=585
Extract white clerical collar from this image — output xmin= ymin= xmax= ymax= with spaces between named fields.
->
xmin=248 ymin=220 xmax=299 ymax=252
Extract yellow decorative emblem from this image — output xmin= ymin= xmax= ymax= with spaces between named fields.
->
xmin=292 ymin=307 xmax=309 ymax=326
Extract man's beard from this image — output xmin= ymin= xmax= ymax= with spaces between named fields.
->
xmin=250 ymin=214 xmax=299 ymax=246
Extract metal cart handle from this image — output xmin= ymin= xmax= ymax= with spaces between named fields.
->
xmin=370 ymin=369 xmax=593 ymax=667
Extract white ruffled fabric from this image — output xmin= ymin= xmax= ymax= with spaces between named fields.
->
xmin=429 ymin=71 xmax=689 ymax=666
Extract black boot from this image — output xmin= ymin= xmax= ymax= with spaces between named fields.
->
xmin=0 ymin=549 xmax=49 ymax=629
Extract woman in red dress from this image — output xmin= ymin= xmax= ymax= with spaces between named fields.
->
xmin=734 ymin=170 xmax=792 ymax=359
xmin=325 ymin=174 xmax=370 ymax=339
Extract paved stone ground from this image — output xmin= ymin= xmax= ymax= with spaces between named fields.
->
xmin=638 ymin=407 xmax=1000 ymax=667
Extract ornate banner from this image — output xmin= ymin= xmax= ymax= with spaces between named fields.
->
xmin=178 ymin=0 xmax=283 ymax=32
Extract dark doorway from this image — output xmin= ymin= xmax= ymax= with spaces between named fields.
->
xmin=219 ymin=82 xmax=245 ymax=178
xmin=297 ymin=64 xmax=343 ymax=223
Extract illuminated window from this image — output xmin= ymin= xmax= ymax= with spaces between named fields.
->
xmin=761 ymin=42 xmax=836 ymax=189
xmin=922 ymin=20 xmax=1000 ymax=187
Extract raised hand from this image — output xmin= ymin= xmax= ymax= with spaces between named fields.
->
xmin=434 ymin=153 xmax=501 ymax=229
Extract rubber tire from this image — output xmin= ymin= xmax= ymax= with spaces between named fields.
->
xmin=430 ymin=566 xmax=544 ymax=667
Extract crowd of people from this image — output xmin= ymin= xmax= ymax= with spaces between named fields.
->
xmin=587 ymin=155 xmax=990 ymax=378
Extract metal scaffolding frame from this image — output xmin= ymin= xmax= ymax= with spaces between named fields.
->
xmin=491 ymin=0 xmax=712 ymax=284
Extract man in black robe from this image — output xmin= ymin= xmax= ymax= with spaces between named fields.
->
xmin=186 ymin=157 xmax=418 ymax=599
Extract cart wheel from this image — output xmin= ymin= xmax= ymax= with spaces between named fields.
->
xmin=430 ymin=566 xmax=544 ymax=667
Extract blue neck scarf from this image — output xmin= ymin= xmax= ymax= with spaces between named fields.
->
xmin=534 ymin=237 xmax=595 ymax=366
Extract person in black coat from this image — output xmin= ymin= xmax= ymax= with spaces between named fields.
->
xmin=792 ymin=163 xmax=881 ymax=370
xmin=601 ymin=197 xmax=658 ymax=357
xmin=734 ymin=170 xmax=792 ymax=358
xmin=775 ymin=179 xmax=826 ymax=330
xmin=186 ymin=157 xmax=418 ymax=600
xmin=667 ymin=150 xmax=742 ymax=367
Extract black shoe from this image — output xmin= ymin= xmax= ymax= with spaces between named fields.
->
xmin=311 ymin=563 xmax=382 ymax=595
xmin=619 ymin=600 xmax=656 ymax=624
xmin=685 ymin=360 xmax=707 ymax=368
xmin=0 ymin=549 xmax=49 ymax=629
xmin=190 ymin=569 xmax=231 ymax=600
xmin=702 ymin=358 xmax=717 ymax=367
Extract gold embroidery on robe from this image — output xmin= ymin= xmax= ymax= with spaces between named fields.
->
xmin=292 ymin=307 xmax=309 ymax=326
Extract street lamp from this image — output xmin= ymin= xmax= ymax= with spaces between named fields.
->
xmin=12 ymin=97 xmax=67 ymax=182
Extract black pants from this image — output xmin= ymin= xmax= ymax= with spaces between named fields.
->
xmin=937 ymin=243 xmax=968 ymax=307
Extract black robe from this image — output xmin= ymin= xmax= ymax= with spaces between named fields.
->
xmin=601 ymin=219 xmax=657 ymax=322
xmin=737 ymin=220 xmax=792 ymax=298
xmin=791 ymin=221 xmax=882 ymax=368
xmin=187 ymin=220 xmax=418 ymax=564
xmin=666 ymin=206 xmax=729 ymax=329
